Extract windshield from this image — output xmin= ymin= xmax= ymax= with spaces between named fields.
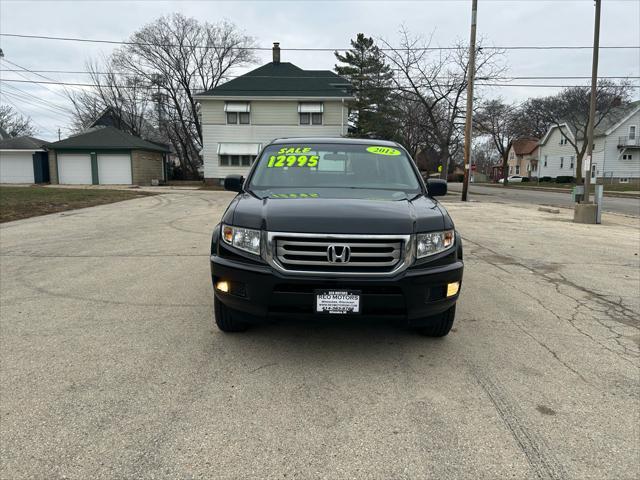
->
xmin=249 ymin=143 xmax=421 ymax=193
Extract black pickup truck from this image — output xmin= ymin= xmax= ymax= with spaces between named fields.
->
xmin=210 ymin=138 xmax=463 ymax=336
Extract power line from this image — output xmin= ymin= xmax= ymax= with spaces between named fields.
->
xmin=1 ymin=68 xmax=638 ymax=81
xmin=1 ymin=32 xmax=639 ymax=51
xmin=0 ymin=94 xmax=60 ymax=136
xmin=2 ymin=77 xmax=639 ymax=89
xmin=0 ymin=59 xmax=72 ymax=102
xmin=1 ymin=86 xmax=73 ymax=116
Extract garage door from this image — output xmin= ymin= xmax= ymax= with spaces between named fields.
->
xmin=97 ymin=154 xmax=132 ymax=184
xmin=58 ymin=154 xmax=92 ymax=184
xmin=0 ymin=151 xmax=35 ymax=184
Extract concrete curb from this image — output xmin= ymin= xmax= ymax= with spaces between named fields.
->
xmin=470 ymin=183 xmax=640 ymax=199
xmin=474 ymin=183 xmax=640 ymax=198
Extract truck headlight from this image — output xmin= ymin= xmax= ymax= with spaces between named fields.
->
xmin=222 ymin=224 xmax=261 ymax=255
xmin=416 ymin=230 xmax=454 ymax=258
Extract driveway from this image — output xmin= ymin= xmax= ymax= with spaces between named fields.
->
xmin=448 ymin=183 xmax=640 ymax=217
xmin=1 ymin=191 xmax=638 ymax=479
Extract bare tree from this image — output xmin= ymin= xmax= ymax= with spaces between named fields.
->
xmin=472 ymin=137 xmax=499 ymax=176
xmin=113 ymin=14 xmax=256 ymax=176
xmin=474 ymin=99 xmax=520 ymax=185
xmin=67 ymin=56 xmax=153 ymax=137
xmin=0 ymin=104 xmax=36 ymax=137
xmin=531 ymin=81 xmax=632 ymax=182
xmin=380 ymin=27 xmax=505 ymax=179
xmin=67 ymin=14 xmax=256 ymax=177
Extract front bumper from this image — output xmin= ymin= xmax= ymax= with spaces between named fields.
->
xmin=210 ymin=253 xmax=463 ymax=326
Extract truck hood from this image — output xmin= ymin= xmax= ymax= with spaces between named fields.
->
xmin=224 ymin=188 xmax=446 ymax=234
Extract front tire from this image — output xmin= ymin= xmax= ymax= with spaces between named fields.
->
xmin=416 ymin=305 xmax=456 ymax=337
xmin=214 ymin=296 xmax=249 ymax=332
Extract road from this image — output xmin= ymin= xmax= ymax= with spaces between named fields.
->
xmin=1 ymin=191 xmax=638 ymax=479
xmin=448 ymin=183 xmax=640 ymax=217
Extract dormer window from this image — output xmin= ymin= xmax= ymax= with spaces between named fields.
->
xmin=298 ymin=103 xmax=323 ymax=125
xmin=225 ymin=102 xmax=251 ymax=124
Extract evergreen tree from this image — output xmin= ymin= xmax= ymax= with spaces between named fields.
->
xmin=335 ymin=34 xmax=397 ymax=139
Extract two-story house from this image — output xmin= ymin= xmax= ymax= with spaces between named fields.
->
xmin=196 ymin=43 xmax=353 ymax=184
xmin=506 ymin=138 xmax=539 ymax=178
xmin=538 ymin=100 xmax=640 ymax=184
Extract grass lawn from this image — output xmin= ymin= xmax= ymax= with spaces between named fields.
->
xmin=0 ymin=186 xmax=155 ymax=223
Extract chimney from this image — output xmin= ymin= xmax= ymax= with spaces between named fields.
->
xmin=272 ymin=42 xmax=280 ymax=64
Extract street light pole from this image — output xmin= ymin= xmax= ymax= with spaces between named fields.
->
xmin=583 ymin=0 xmax=601 ymax=204
xmin=461 ymin=0 xmax=478 ymax=202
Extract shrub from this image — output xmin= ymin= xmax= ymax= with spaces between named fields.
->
xmin=556 ymin=176 xmax=575 ymax=184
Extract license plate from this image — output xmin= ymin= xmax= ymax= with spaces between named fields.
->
xmin=315 ymin=290 xmax=361 ymax=314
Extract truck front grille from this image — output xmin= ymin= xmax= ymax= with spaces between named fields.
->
xmin=267 ymin=233 xmax=412 ymax=275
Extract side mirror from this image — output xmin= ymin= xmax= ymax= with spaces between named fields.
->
xmin=224 ymin=174 xmax=244 ymax=192
xmin=426 ymin=178 xmax=447 ymax=197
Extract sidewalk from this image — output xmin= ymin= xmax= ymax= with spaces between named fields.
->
xmin=473 ymin=182 xmax=640 ymax=199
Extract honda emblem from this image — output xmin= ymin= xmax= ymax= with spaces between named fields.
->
xmin=327 ymin=244 xmax=351 ymax=263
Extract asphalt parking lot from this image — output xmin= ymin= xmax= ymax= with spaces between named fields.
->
xmin=1 ymin=191 xmax=638 ymax=479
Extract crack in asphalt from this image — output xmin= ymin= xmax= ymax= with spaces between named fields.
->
xmin=462 ymin=236 xmax=639 ymax=370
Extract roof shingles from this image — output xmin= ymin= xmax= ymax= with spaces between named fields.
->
xmin=47 ymin=126 xmax=169 ymax=152
xmin=0 ymin=136 xmax=49 ymax=150
xmin=197 ymin=62 xmax=352 ymax=98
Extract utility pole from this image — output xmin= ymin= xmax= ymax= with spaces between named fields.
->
xmin=461 ymin=0 xmax=478 ymax=202
xmin=583 ymin=0 xmax=601 ymax=204
xmin=57 ymin=128 xmax=61 ymax=141
xmin=574 ymin=0 xmax=601 ymax=223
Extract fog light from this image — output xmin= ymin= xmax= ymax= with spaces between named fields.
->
xmin=446 ymin=282 xmax=460 ymax=297
xmin=215 ymin=280 xmax=229 ymax=293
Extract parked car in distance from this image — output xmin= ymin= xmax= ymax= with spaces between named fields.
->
xmin=498 ymin=175 xmax=529 ymax=183
xmin=210 ymin=138 xmax=464 ymax=337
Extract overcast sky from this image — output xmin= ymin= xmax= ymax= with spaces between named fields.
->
xmin=1 ymin=0 xmax=639 ymax=141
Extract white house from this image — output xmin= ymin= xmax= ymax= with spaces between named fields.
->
xmin=196 ymin=43 xmax=354 ymax=184
xmin=538 ymin=100 xmax=640 ymax=184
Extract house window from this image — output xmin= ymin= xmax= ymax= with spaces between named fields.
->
xmin=509 ymin=166 xmax=513 ymax=174
xmin=298 ymin=102 xmax=323 ymax=125
xmin=570 ymin=156 xmax=574 ymax=169
xmin=299 ymin=112 xmax=323 ymax=125
xmin=560 ymin=137 xmax=568 ymax=145
xmin=619 ymin=177 xmax=630 ymax=184
xmin=560 ymin=157 xmax=564 ymax=169
xmin=544 ymin=156 xmax=548 ymax=167
xmin=622 ymin=153 xmax=633 ymax=160
xmin=515 ymin=165 xmax=520 ymax=175
xmin=224 ymin=102 xmax=251 ymax=124
xmin=629 ymin=126 xmax=637 ymax=140
xmin=219 ymin=154 xmax=256 ymax=166
xmin=226 ymin=112 xmax=250 ymax=124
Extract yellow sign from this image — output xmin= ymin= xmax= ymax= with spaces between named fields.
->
xmin=267 ymin=155 xmax=319 ymax=168
xmin=277 ymin=147 xmax=312 ymax=155
xmin=366 ymin=146 xmax=401 ymax=156
xmin=437 ymin=165 xmax=443 ymax=172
